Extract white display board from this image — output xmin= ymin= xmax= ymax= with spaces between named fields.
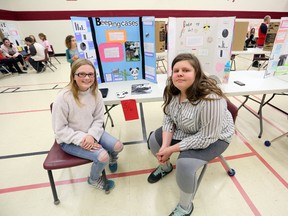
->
xmin=168 ymin=17 xmax=235 ymax=82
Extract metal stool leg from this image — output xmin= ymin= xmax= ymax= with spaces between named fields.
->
xmin=219 ymin=155 xmax=236 ymax=176
xmin=47 ymin=170 xmax=60 ymax=205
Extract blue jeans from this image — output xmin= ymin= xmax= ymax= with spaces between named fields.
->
xmin=60 ymin=131 xmax=119 ymax=181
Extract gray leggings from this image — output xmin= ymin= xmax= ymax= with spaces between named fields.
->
xmin=148 ymin=127 xmax=229 ymax=196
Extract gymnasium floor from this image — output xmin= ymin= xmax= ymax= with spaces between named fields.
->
xmin=0 ymin=55 xmax=287 ymax=216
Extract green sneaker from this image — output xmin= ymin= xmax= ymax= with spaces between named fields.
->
xmin=169 ymin=203 xmax=193 ymax=216
xmin=87 ymin=176 xmax=115 ymax=191
xmin=147 ymin=163 xmax=173 ymax=183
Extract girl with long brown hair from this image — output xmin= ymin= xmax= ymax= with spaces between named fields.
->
xmin=147 ymin=53 xmax=234 ymax=215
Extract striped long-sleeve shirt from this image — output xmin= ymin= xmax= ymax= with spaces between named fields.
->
xmin=163 ymin=94 xmax=235 ymax=151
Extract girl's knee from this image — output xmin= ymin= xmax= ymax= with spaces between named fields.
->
xmin=113 ymin=141 xmax=124 ymax=153
xmin=97 ymin=150 xmax=109 ymax=163
xmin=148 ymin=132 xmax=160 ymax=155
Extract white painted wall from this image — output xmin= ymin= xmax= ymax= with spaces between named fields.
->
xmin=1 ymin=0 xmax=287 ymax=54
xmin=1 ymin=0 xmax=287 ymax=12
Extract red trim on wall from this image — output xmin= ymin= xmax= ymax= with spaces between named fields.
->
xmin=0 ymin=9 xmax=287 ymax=21
xmin=0 ymin=10 xmax=16 ymax=20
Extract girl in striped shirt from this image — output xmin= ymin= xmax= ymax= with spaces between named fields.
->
xmin=147 ymin=53 xmax=235 ymax=216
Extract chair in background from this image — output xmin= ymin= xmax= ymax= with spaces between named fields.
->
xmin=49 ymin=45 xmax=61 ymax=64
xmin=247 ymin=54 xmax=269 ymax=70
xmin=156 ymin=56 xmax=167 ymax=73
xmin=0 ymin=63 xmax=10 ymax=74
xmin=37 ymin=48 xmax=57 ymax=72
xmin=43 ymin=103 xmax=110 ymax=205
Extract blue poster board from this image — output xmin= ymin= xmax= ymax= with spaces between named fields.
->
xmin=92 ymin=17 xmax=144 ymax=82
xmin=71 ymin=16 xmax=157 ymax=84
xmin=71 ymin=16 xmax=101 ymax=83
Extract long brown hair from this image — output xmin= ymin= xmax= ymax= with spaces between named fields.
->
xmin=163 ymin=53 xmax=225 ymax=114
xmin=68 ymin=58 xmax=98 ymax=106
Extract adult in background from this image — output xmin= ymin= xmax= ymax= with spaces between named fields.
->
xmin=252 ymin=15 xmax=271 ymax=68
xmin=1 ymin=38 xmax=27 ymax=72
xmin=0 ymin=48 xmax=25 ymax=74
xmin=24 ymin=37 xmax=46 ymax=73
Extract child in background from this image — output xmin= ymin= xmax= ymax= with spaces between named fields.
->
xmin=65 ymin=35 xmax=79 ymax=65
xmin=29 ymin=35 xmax=37 ymax=43
xmin=52 ymin=58 xmax=123 ymax=191
xmin=38 ymin=33 xmax=53 ymax=53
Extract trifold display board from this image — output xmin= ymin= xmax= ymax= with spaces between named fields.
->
xmin=168 ymin=17 xmax=235 ymax=82
xmin=71 ymin=16 xmax=157 ymax=84
xmin=265 ymin=17 xmax=288 ymax=78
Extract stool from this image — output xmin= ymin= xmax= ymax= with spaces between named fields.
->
xmin=43 ymin=141 xmax=110 ymax=205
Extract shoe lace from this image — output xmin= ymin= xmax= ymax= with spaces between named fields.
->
xmin=153 ymin=166 xmax=165 ymax=176
xmin=91 ymin=177 xmax=104 ymax=189
xmin=171 ymin=205 xmax=189 ymax=216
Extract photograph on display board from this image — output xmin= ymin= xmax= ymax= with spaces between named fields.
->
xmin=168 ymin=17 xmax=235 ymax=83
xmin=125 ymin=41 xmax=141 ymax=62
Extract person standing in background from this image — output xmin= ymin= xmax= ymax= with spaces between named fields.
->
xmin=65 ymin=35 xmax=79 ymax=65
xmin=257 ymin=15 xmax=271 ymax=47
xmin=252 ymin=15 xmax=271 ymax=68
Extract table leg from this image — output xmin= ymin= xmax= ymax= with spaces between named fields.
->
xmin=258 ymin=94 xmax=266 ymax=138
xmin=139 ymin=103 xmax=147 ymax=142
xmin=237 ymin=95 xmax=249 ymax=111
xmin=104 ymin=105 xmax=116 ymax=128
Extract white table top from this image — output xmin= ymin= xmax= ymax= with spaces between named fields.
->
xmin=231 ymin=48 xmax=271 ymax=56
xmin=222 ymin=70 xmax=288 ymax=96
xmin=100 ymin=71 xmax=288 ymax=105
xmin=100 ymin=75 xmax=167 ymax=105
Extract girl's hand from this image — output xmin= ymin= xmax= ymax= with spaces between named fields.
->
xmin=156 ymin=147 xmax=172 ymax=164
xmin=80 ymin=135 xmax=95 ymax=150
xmin=72 ymin=55 xmax=79 ymax=61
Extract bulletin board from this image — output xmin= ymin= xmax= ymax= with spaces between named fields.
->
xmin=168 ymin=17 xmax=235 ymax=82
xmin=265 ymin=17 xmax=288 ymax=78
xmin=71 ymin=16 xmax=102 ymax=83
